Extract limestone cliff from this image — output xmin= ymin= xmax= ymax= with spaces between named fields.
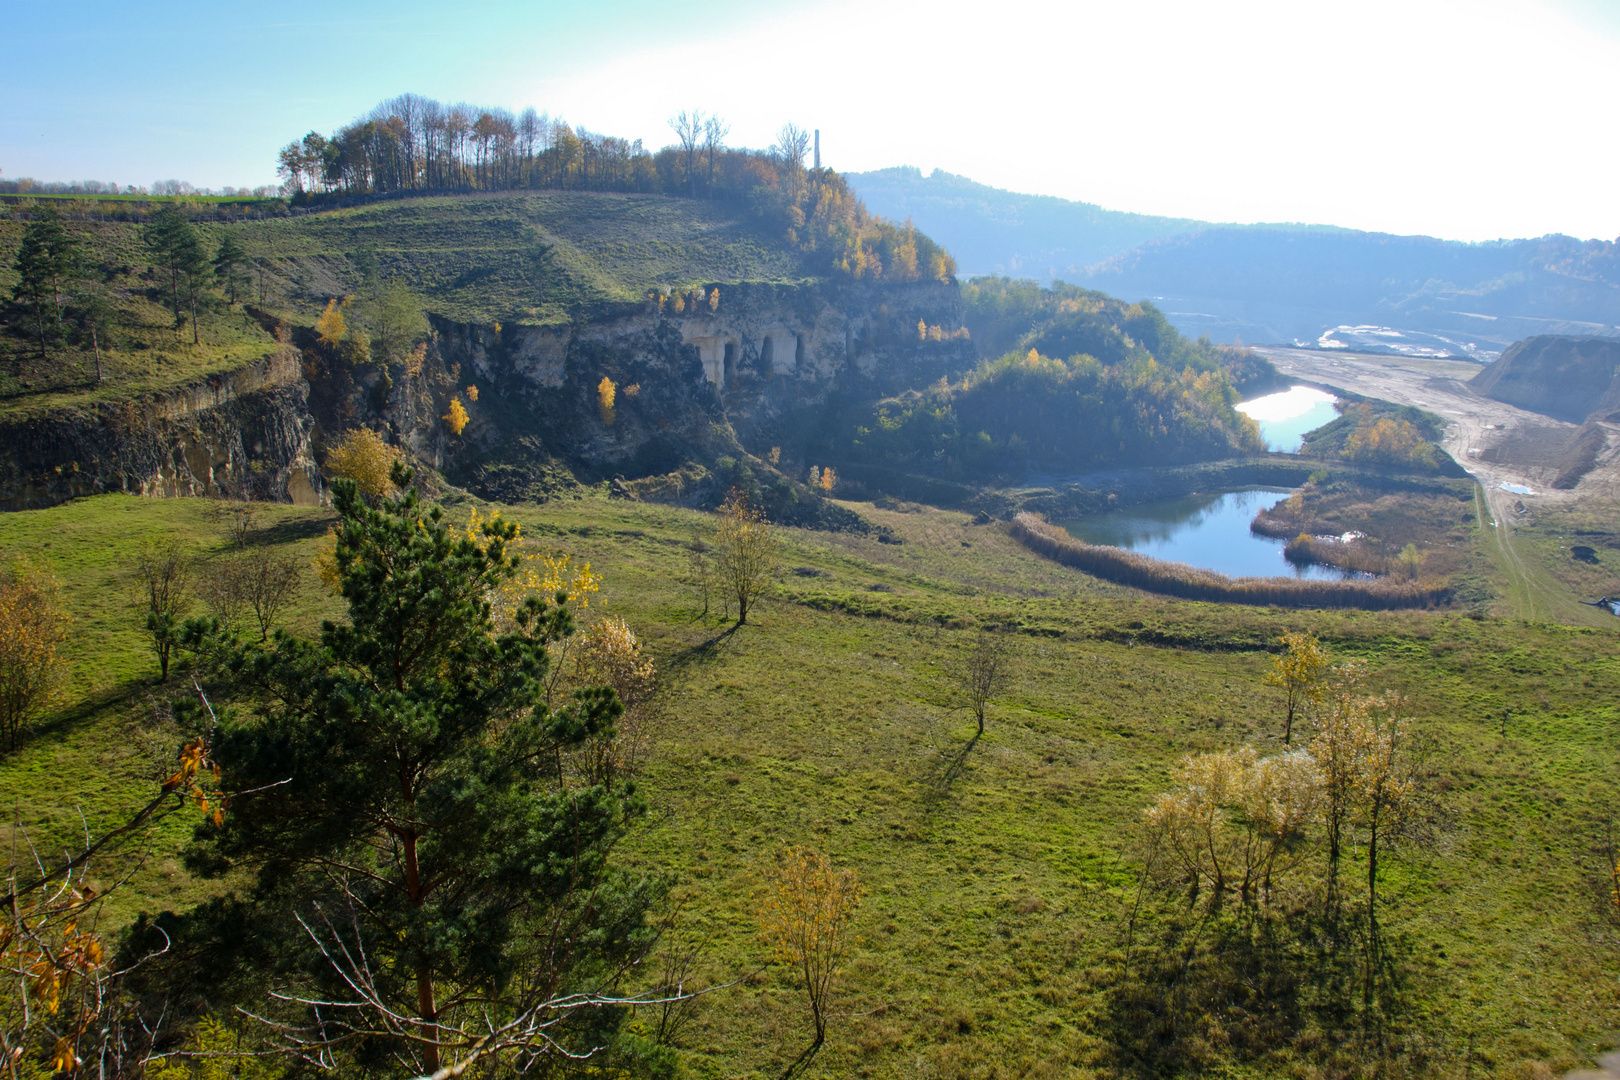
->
xmin=421 ymin=279 xmax=976 ymax=504
xmin=0 ymin=348 xmax=323 ymax=512
xmin=0 ymin=278 xmax=974 ymax=516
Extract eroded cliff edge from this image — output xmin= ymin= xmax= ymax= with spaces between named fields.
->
xmin=0 ymin=348 xmax=323 ymax=512
xmin=0 ymin=279 xmax=974 ymax=516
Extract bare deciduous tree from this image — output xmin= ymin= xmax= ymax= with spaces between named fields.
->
xmin=702 ymin=115 xmax=730 ymax=196
xmin=669 ymin=110 xmax=704 ymax=197
xmin=205 ymin=499 xmax=258 ymax=549
xmin=772 ymin=123 xmax=811 ymax=170
xmin=200 ymin=547 xmax=303 ymax=642
xmin=134 ymin=539 xmax=191 ymax=682
xmin=952 ymin=631 xmax=1012 ymax=736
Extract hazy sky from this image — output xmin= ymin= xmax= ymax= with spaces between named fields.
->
xmin=4 ymin=0 xmax=1617 ymax=242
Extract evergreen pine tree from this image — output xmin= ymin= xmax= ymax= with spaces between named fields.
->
xmin=148 ymin=468 xmax=664 ymax=1075
xmin=10 ymin=207 xmax=80 ymax=360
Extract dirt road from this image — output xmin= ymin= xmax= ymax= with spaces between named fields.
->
xmin=1252 ymin=346 xmax=1619 ymax=626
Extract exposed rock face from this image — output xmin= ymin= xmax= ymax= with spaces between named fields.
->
xmin=429 ymin=280 xmax=975 ymax=495
xmin=0 ymin=278 xmax=973 ymax=513
xmin=1471 ymin=335 xmax=1620 ymax=423
xmin=0 ymin=349 xmax=323 ymax=512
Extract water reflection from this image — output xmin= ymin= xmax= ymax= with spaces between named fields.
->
xmin=1060 ymin=488 xmax=1349 ymax=581
xmin=1238 ymin=386 xmax=1338 ymax=453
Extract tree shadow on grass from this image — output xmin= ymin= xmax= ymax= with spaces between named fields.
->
xmin=254 ymin=513 xmax=337 ymax=547
xmin=1102 ymin=895 xmax=1425 ymax=1079
xmin=23 ymin=678 xmax=144 ymax=749
xmin=662 ymin=622 xmax=742 ymax=680
xmin=916 ymin=731 xmax=980 ymax=817
xmin=777 ymin=1040 xmax=823 ymax=1080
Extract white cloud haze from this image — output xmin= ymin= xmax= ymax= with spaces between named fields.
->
xmin=3 ymin=0 xmax=1616 ymax=242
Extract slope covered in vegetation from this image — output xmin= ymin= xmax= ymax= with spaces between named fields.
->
xmin=824 ymin=279 xmax=1271 ymax=483
xmin=0 ymin=491 xmax=1615 ymax=1078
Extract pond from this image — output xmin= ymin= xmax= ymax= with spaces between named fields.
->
xmin=1238 ymin=386 xmax=1338 ymax=452
xmin=1059 ymin=488 xmax=1349 ymax=581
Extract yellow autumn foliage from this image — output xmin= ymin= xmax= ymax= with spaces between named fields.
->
xmin=463 ymin=507 xmax=601 ymax=632
xmin=325 ymin=427 xmax=403 ymax=501
xmin=0 ymin=557 xmax=70 ymax=752
xmin=754 ymin=847 xmax=861 ymax=1046
xmin=1262 ymin=630 xmax=1330 ymax=743
xmin=314 ymin=297 xmax=348 ymax=347
xmin=443 ymin=396 xmax=469 ymax=435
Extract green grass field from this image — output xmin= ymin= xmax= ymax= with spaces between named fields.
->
xmin=1 ymin=490 xmax=1617 ymax=1078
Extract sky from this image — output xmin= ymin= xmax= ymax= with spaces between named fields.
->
xmin=3 ymin=0 xmax=1618 ymax=243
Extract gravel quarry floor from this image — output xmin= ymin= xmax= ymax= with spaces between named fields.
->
xmin=1253 ymin=345 xmax=1620 ymax=627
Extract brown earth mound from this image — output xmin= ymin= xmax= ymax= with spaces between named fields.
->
xmin=1470 ymin=335 xmax=1620 ymax=424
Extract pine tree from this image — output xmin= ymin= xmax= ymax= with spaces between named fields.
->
xmin=161 ymin=470 xmax=663 ymax=1076
xmin=10 ymin=207 xmax=80 ymax=360
xmin=143 ymin=205 xmax=195 ymax=325
xmin=212 ymin=232 xmax=251 ymax=306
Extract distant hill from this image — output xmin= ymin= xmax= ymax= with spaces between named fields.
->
xmin=845 ymin=167 xmax=1206 ymax=279
xmin=848 ymin=168 xmax=1620 ymax=357
xmin=1077 ymin=229 xmax=1620 ymax=356
xmin=1470 ymin=335 xmax=1620 ymax=423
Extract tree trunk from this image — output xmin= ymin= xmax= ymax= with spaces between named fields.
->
xmin=403 ymin=832 xmax=440 ymax=1073
xmin=190 ymin=290 xmax=200 ymax=345
xmin=416 ymin=964 xmax=440 ymax=1074
xmin=91 ymin=323 xmax=102 ymax=382
xmin=1367 ymin=813 xmax=1379 ymax=927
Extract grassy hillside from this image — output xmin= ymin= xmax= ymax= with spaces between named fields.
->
xmin=0 ymin=192 xmax=819 ymax=418
xmin=0 ymin=214 xmax=283 ymax=420
xmin=1 ymin=490 xmax=1617 ymax=1078
xmin=233 ymin=192 xmax=821 ymax=325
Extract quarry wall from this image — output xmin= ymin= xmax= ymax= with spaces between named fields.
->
xmin=0 ymin=279 xmax=975 ymax=511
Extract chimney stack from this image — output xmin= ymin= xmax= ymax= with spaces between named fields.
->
xmin=814 ymin=129 xmax=820 ymax=170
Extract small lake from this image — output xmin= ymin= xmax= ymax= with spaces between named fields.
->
xmin=1238 ymin=386 xmax=1338 ymax=452
xmin=1060 ymin=488 xmax=1349 ymax=580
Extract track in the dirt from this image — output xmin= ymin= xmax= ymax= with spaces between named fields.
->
xmin=1254 ymin=346 xmax=1616 ymax=628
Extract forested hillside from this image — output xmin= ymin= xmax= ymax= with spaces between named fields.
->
xmin=817 ymin=279 xmax=1268 ymax=483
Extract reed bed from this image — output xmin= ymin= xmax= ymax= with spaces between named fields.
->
xmin=1010 ymin=512 xmax=1451 ymax=610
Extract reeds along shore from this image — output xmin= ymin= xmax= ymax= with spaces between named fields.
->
xmin=1009 ymin=513 xmax=1452 ymax=610
xmin=1251 ymin=510 xmax=1392 ymax=575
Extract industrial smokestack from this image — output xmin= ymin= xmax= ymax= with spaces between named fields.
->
xmin=814 ymin=129 xmax=820 ymax=170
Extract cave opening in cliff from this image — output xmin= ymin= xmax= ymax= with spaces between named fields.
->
xmin=723 ymin=341 xmax=737 ymax=384
xmin=795 ymin=334 xmax=805 ymax=369
xmin=761 ymin=336 xmax=775 ymax=370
